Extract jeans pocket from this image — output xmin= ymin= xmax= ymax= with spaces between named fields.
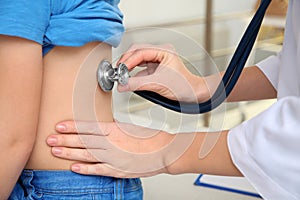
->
xmin=123 ymin=187 xmax=143 ymax=200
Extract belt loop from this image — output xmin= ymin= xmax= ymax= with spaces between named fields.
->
xmin=114 ymin=178 xmax=124 ymax=200
xmin=20 ymin=170 xmax=35 ymax=197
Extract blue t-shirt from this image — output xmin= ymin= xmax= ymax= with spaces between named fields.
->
xmin=0 ymin=0 xmax=124 ymax=55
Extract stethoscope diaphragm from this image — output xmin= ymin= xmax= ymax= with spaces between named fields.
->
xmin=97 ymin=60 xmax=129 ymax=92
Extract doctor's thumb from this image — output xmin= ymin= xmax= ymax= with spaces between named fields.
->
xmin=117 ymin=76 xmax=155 ymax=93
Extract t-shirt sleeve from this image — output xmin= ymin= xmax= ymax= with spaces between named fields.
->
xmin=0 ymin=0 xmax=50 ymax=44
xmin=228 ymin=96 xmax=300 ymax=200
xmin=256 ymin=52 xmax=282 ymax=91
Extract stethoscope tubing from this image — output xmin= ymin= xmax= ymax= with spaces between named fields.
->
xmin=134 ymin=0 xmax=272 ymax=114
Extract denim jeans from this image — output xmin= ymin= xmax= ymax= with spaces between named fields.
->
xmin=9 ymin=170 xmax=143 ymax=200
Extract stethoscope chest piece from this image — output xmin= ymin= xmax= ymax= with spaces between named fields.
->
xmin=97 ymin=60 xmax=129 ymax=92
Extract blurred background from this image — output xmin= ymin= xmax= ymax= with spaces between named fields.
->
xmin=112 ymin=0 xmax=287 ymax=199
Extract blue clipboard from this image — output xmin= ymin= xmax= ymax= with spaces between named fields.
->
xmin=194 ymin=174 xmax=262 ymax=198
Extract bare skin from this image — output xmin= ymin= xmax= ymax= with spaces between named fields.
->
xmin=26 ymin=42 xmax=113 ymax=170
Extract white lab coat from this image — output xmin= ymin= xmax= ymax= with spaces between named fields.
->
xmin=228 ymin=0 xmax=300 ymax=199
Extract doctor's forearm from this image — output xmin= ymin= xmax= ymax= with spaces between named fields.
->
xmin=227 ymin=66 xmax=276 ymax=101
xmin=202 ymin=66 xmax=276 ymax=102
xmin=166 ymin=130 xmax=242 ymax=176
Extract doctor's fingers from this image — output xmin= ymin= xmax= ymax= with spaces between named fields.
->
xmin=51 ymin=147 xmax=109 ymax=163
xmin=117 ymin=74 xmax=161 ymax=92
xmin=71 ymin=163 xmax=162 ymax=178
xmin=117 ymin=44 xmax=149 ymax=64
xmin=128 ymin=63 xmax=159 ymax=77
xmin=118 ymin=45 xmax=176 ymax=71
xmin=118 ymin=43 xmax=169 ymax=65
xmin=47 ymin=134 xmax=111 ymax=149
xmin=118 ymin=49 xmax=161 ymax=71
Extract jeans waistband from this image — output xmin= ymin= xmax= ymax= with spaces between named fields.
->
xmin=21 ymin=170 xmax=141 ymax=194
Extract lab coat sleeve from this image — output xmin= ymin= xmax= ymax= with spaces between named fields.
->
xmin=256 ymin=52 xmax=282 ymax=91
xmin=228 ymin=96 xmax=300 ymax=200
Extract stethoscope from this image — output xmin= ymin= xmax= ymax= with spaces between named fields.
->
xmin=97 ymin=0 xmax=272 ymax=114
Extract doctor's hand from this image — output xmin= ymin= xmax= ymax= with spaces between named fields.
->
xmin=117 ymin=44 xmax=210 ymax=103
xmin=46 ymin=120 xmax=195 ymax=178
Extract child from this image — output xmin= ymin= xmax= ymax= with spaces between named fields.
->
xmin=0 ymin=0 xmax=143 ymax=199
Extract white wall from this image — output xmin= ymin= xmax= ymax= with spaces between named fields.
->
xmin=119 ymin=0 xmax=257 ymax=28
xmin=118 ymin=0 xmax=258 ymax=56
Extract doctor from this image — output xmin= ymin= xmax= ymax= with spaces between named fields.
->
xmin=47 ymin=0 xmax=300 ymax=199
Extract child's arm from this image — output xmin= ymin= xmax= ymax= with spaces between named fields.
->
xmin=0 ymin=35 xmax=43 ymax=198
